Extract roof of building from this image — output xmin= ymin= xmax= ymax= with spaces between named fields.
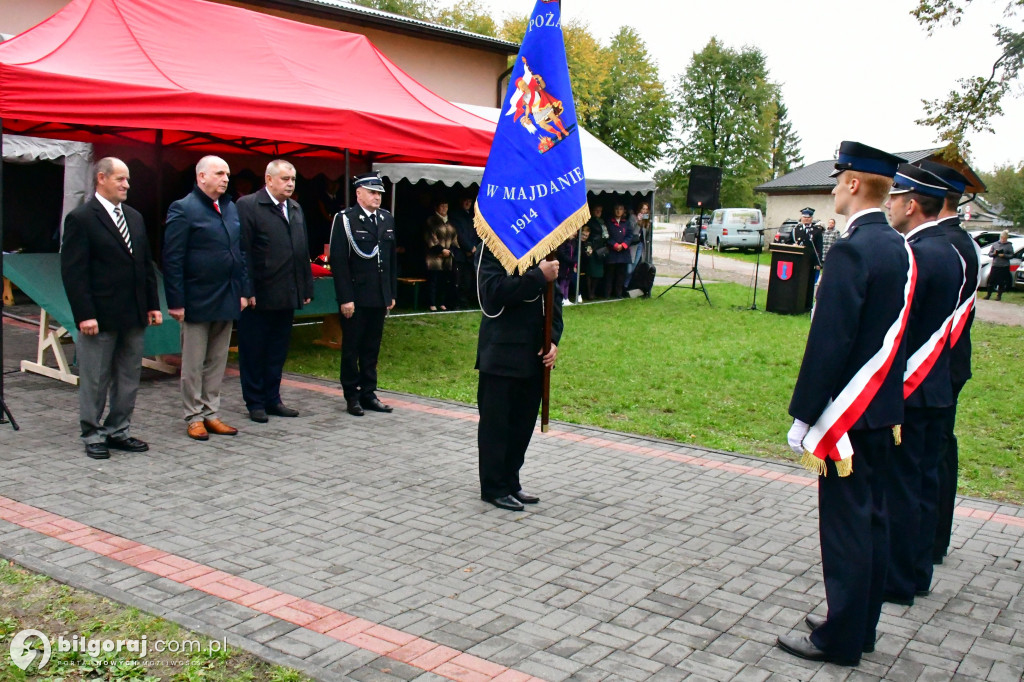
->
xmin=755 ymin=148 xmax=986 ymax=194
xmin=244 ymin=0 xmax=520 ymax=53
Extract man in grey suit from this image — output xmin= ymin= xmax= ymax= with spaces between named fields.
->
xmin=61 ymin=157 xmax=162 ymax=459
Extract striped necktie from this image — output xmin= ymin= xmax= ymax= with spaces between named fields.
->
xmin=113 ymin=206 xmax=132 ymax=253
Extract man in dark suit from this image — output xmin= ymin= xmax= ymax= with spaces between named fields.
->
xmin=883 ymin=164 xmax=963 ymax=606
xmin=164 ymin=156 xmax=252 ymax=441
xmin=476 ymin=247 xmax=561 ymax=511
xmin=915 ymin=162 xmax=979 ymax=564
xmin=330 ymin=172 xmax=397 ymax=416
xmin=779 ymin=142 xmax=910 ymax=667
xmin=237 ymin=160 xmax=314 ymax=423
xmin=61 ymin=157 xmax=162 ymax=459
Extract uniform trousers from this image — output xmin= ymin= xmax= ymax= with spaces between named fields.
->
xmin=179 ymin=320 xmax=233 ymax=423
xmin=238 ymin=307 xmax=294 ymax=412
xmin=76 ymin=326 xmax=145 ymax=444
xmin=339 ymin=306 xmax=386 ymax=402
xmin=810 ymin=428 xmax=892 ymax=665
xmin=477 ymin=371 xmax=543 ymax=499
xmin=933 ymin=382 xmax=965 ymax=562
xmin=886 ymin=406 xmax=948 ymax=599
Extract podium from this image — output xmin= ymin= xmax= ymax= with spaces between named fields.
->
xmin=766 ymin=243 xmax=814 ymax=314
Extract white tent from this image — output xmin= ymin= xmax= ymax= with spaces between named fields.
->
xmin=374 ymin=103 xmax=655 ymax=195
xmin=2 ymin=134 xmax=93 ymax=226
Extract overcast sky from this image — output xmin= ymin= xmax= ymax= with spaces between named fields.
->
xmin=454 ymin=0 xmax=1023 ymax=172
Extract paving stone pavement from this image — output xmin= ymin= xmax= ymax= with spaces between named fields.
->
xmin=1 ymin=318 xmax=1023 ymax=682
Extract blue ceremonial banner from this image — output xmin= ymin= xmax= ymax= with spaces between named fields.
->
xmin=474 ymin=0 xmax=589 ymax=274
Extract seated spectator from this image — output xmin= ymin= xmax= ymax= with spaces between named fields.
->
xmin=425 ymin=199 xmax=458 ymax=311
xmin=604 ymin=203 xmax=633 ymax=298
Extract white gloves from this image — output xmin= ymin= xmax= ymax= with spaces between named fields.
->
xmin=787 ymin=419 xmax=810 ymax=454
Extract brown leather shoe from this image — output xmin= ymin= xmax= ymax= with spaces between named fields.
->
xmin=187 ymin=422 xmax=209 ymax=441
xmin=203 ymin=418 xmax=238 ymax=436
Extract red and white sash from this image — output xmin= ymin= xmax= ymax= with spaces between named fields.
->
xmin=903 ymin=247 xmax=966 ymax=398
xmin=949 ymin=245 xmax=981 ymax=348
xmin=801 ymin=240 xmax=917 ymax=477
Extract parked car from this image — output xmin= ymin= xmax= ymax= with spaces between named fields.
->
xmin=972 ymin=232 xmax=1024 ymax=289
xmin=681 ymin=215 xmax=710 ymax=244
xmin=773 ymin=219 xmax=799 ymax=245
xmin=706 ymin=208 xmax=764 ymax=252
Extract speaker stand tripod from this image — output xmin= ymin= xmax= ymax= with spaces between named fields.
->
xmin=657 ymin=204 xmax=711 ymax=306
xmin=749 ymin=228 xmax=765 ymax=310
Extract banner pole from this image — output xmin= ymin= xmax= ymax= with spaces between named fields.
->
xmin=540 ymin=254 xmax=555 ymax=433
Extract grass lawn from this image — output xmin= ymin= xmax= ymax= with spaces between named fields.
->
xmin=0 ymin=561 xmax=309 ymax=682
xmin=286 ymin=282 xmax=1024 ymax=503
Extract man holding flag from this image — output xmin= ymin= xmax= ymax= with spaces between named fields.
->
xmin=473 ymin=0 xmax=588 ymax=511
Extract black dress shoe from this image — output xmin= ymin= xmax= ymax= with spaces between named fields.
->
xmin=513 ymin=490 xmax=540 ymax=504
xmin=85 ymin=443 xmax=110 ymax=459
xmin=882 ymin=593 xmax=914 ymax=606
xmin=249 ymin=409 xmax=269 ymax=423
xmin=346 ymin=401 xmax=364 ymax=416
xmin=915 ymin=589 xmax=931 ymax=597
xmin=483 ymin=494 xmax=525 ymax=511
xmin=804 ymin=614 xmax=874 ymax=653
xmin=266 ymin=403 xmax=299 ymax=417
xmin=105 ymin=436 xmax=148 ymax=452
xmin=360 ymin=397 xmax=393 ymax=413
xmin=777 ymin=634 xmax=858 ymax=666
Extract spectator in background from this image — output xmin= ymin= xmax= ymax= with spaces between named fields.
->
xmin=556 ymin=231 xmax=579 ymax=305
xmin=604 ymin=203 xmax=633 ymax=298
xmin=450 ymin=195 xmax=480 ymax=308
xmin=985 ymin=230 xmax=1014 ymax=300
xmin=822 ymin=218 xmax=839 ymax=262
xmin=314 ymin=178 xmax=345 ymax=259
xmin=585 ymin=205 xmax=608 ymax=299
xmin=626 ymin=201 xmax=651 ymax=288
xmin=163 ymin=155 xmax=251 ymax=441
xmin=425 ymin=199 xmax=458 ymax=311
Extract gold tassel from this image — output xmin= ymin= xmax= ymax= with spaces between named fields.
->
xmin=835 ymin=458 xmax=853 ymax=478
xmin=800 ymin=451 xmax=827 ymax=477
xmin=474 ymin=201 xmax=592 ymax=274
xmin=892 ymin=424 xmax=902 ymax=446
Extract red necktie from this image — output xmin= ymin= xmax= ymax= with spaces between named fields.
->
xmin=212 ymin=201 xmax=222 ymax=215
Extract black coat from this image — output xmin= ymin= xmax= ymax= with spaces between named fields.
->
xmin=475 ymin=247 xmax=563 ymax=378
xmin=329 ymin=205 xmax=398 ymax=308
xmin=789 ymin=210 xmax=911 ymax=430
xmin=237 ymin=189 xmax=314 ymax=311
xmin=903 ymin=222 xmax=963 ymax=409
xmin=61 ymin=197 xmax=160 ymax=333
xmin=449 ymin=207 xmax=480 ymax=263
xmin=163 ymin=187 xmax=252 ymax=322
xmin=939 ymin=216 xmax=979 ymax=390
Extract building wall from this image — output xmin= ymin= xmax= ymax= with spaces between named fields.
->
xmin=765 ymin=192 xmax=853 ymax=238
xmin=0 ymin=0 xmax=68 ymax=36
xmin=0 ymin=0 xmax=510 ymax=107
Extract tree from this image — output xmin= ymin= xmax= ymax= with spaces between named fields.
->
xmin=588 ymin=27 xmax=674 ymax=171
xmin=769 ymin=95 xmax=803 ymax=179
xmin=351 ymin=0 xmax=436 ymax=21
xmin=669 ymin=38 xmax=777 ymax=208
xmin=982 ymin=163 xmax=1024 ymax=227
xmin=913 ymin=0 xmax=1024 ymax=159
xmin=434 ymin=0 xmax=497 ymax=37
xmin=499 ymin=16 xmax=610 ymax=127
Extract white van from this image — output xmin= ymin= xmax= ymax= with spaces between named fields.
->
xmin=705 ymin=208 xmax=764 ymax=252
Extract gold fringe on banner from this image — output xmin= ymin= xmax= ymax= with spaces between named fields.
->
xmin=474 ymin=200 xmax=591 ymax=275
xmin=800 ymin=451 xmax=827 ymax=477
xmin=835 ymin=458 xmax=853 ymax=478
xmin=892 ymin=424 xmax=902 ymax=446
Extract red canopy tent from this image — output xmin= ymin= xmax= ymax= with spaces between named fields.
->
xmin=0 ymin=0 xmax=494 ymax=164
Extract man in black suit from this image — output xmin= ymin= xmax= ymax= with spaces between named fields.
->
xmin=330 ymin=172 xmax=397 ymax=416
xmin=237 ymin=160 xmax=314 ymax=423
xmin=778 ymin=142 xmax=910 ymax=666
xmin=883 ymin=164 xmax=963 ymax=606
xmin=476 ymin=246 xmax=561 ymax=511
xmin=61 ymin=157 xmax=162 ymax=459
xmin=914 ymin=162 xmax=979 ymax=564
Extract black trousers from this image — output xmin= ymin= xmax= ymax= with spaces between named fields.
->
xmin=237 ymin=307 xmax=294 ymax=412
xmin=477 ymin=371 xmax=543 ymax=499
xmin=339 ymin=306 xmax=386 ymax=403
xmin=604 ymin=263 xmax=627 ymax=298
xmin=886 ymin=406 xmax=947 ymax=599
xmin=934 ymin=385 xmax=964 ymax=561
xmin=427 ymin=269 xmax=452 ymax=308
xmin=810 ymin=428 xmax=891 ymax=665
